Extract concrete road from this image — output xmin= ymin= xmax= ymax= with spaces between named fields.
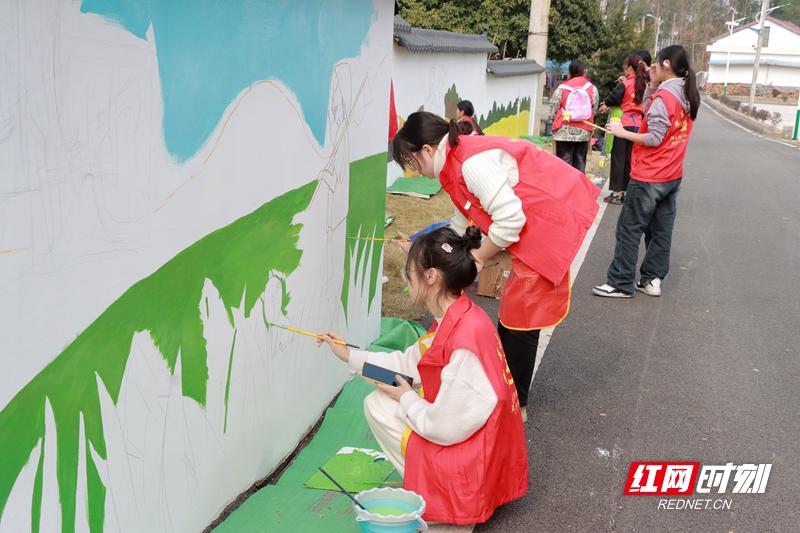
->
xmin=478 ymin=104 xmax=800 ymax=532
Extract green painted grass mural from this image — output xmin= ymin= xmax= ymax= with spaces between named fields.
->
xmin=0 ymin=180 xmax=318 ymax=533
xmin=478 ymin=96 xmax=532 ymax=130
xmin=341 ymin=153 xmax=387 ymax=317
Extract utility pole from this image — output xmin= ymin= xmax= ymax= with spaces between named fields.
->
xmin=646 ymin=13 xmax=663 ymax=57
xmin=749 ymin=0 xmax=769 ymax=107
xmin=723 ymin=9 xmax=739 ymax=96
xmin=527 ymin=0 xmax=551 ymax=135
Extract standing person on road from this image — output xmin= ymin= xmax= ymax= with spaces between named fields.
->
xmin=599 ymin=53 xmax=650 ymax=204
xmin=593 ymin=45 xmax=700 ymax=298
xmin=549 ymin=60 xmax=599 ymax=173
xmin=391 ymin=111 xmax=600 ymax=419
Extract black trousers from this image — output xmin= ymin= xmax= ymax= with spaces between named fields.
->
xmin=498 ymin=323 xmax=541 ymax=408
xmin=609 ymin=126 xmax=638 ymax=192
xmin=554 ymin=140 xmax=589 ymax=173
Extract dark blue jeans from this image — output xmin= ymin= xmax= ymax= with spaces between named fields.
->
xmin=607 ymin=178 xmax=682 ymax=294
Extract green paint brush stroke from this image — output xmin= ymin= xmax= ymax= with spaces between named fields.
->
xmin=341 ymin=154 xmax=386 ymax=317
xmin=0 ymin=180 xmax=317 ymax=532
xmin=223 ymin=329 xmax=238 ymax=434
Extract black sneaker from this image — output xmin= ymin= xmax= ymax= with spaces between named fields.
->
xmin=592 ymin=283 xmax=633 ymax=298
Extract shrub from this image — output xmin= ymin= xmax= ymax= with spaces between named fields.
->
xmin=771 ymin=112 xmax=783 ymax=127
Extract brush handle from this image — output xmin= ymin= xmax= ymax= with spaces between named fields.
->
xmin=318 ymin=467 xmax=368 ymax=510
xmin=285 ymin=326 xmax=360 ymax=350
xmin=581 ymin=120 xmax=612 ymax=134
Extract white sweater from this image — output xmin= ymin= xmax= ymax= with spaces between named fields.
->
xmin=433 ymin=136 xmax=526 ymax=247
xmin=348 ymin=331 xmax=497 ymax=446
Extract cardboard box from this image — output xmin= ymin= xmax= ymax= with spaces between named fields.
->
xmin=476 ymin=251 xmax=513 ymax=299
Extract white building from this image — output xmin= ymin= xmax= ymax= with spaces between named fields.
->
xmin=706 ymin=16 xmax=800 ymax=90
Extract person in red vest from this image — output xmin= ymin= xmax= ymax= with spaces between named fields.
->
xmin=390 ymin=111 xmax=600 ymax=421
xmin=599 ymin=52 xmax=650 ymax=204
xmin=549 ymin=59 xmax=598 ymax=173
xmin=319 ymin=226 xmax=528 ymax=525
xmin=456 ymin=100 xmax=484 ymax=135
xmin=593 ymin=45 xmax=700 ymax=298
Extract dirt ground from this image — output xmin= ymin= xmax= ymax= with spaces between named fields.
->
xmin=380 ymin=143 xmax=606 ymax=320
xmin=381 ymin=191 xmax=454 ymax=320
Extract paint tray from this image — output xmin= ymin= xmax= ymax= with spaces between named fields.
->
xmin=305 ymin=447 xmax=394 ymax=492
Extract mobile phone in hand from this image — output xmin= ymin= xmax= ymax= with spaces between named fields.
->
xmin=361 ymin=362 xmax=414 ymax=387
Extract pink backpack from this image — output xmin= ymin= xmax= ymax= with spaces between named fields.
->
xmin=558 ymin=82 xmax=594 ymax=121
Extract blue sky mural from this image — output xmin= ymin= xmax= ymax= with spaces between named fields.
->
xmin=81 ymin=0 xmax=375 ymax=162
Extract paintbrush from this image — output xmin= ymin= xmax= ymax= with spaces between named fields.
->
xmin=346 ymin=236 xmax=410 ymax=242
xmin=268 ymin=322 xmax=361 ymax=349
xmin=318 ymin=467 xmax=368 ymax=511
xmin=581 ymin=120 xmax=612 ymax=134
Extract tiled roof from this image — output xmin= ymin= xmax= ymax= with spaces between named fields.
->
xmin=393 ymin=15 xmax=499 ymax=54
xmin=486 ymin=59 xmax=545 ymax=77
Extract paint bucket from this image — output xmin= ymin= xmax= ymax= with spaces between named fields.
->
xmin=353 ymin=487 xmax=427 ymax=532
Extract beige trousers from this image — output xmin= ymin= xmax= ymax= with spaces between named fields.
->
xmin=363 ymin=389 xmax=408 ymax=476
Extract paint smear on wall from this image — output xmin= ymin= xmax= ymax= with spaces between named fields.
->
xmin=0 ymin=180 xmax=317 ymax=533
xmin=341 ymin=153 xmax=387 ymax=317
xmin=79 ymin=0 xmax=374 ymax=161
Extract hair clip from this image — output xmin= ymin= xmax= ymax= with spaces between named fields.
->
xmin=441 ymin=243 xmax=453 ymax=254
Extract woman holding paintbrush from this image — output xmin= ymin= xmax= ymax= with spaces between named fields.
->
xmin=319 ymin=227 xmax=527 ymax=525
xmin=599 ymin=52 xmax=650 ymax=204
xmin=390 ymin=111 xmax=599 ymax=423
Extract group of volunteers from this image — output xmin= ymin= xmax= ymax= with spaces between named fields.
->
xmin=316 ymin=44 xmax=700 ymax=526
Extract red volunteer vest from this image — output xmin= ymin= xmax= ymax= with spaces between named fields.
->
xmin=631 ymin=89 xmax=694 ymax=183
xmin=553 ymin=76 xmax=595 ymax=132
xmin=620 ymin=75 xmax=643 ymax=128
xmin=439 ymin=135 xmax=600 ymax=286
xmin=404 ymin=294 xmax=528 ymax=525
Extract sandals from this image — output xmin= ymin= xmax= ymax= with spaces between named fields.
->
xmin=604 ymin=192 xmax=624 ymax=205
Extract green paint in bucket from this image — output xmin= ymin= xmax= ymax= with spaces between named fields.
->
xmin=353 ymin=488 xmax=427 ymax=532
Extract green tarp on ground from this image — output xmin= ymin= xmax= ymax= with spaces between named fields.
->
xmin=520 ymin=134 xmax=553 ymax=147
xmin=212 ymin=486 xmax=356 ymax=533
xmin=386 ymin=177 xmax=442 ymax=198
xmin=368 ymin=317 xmax=427 ymax=354
xmin=214 ymin=317 xmax=425 ymax=532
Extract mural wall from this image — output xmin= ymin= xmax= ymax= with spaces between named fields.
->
xmin=0 ymin=1 xmax=392 ymax=531
xmin=388 ymin=48 xmax=539 ymax=184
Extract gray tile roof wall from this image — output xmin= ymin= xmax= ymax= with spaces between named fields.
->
xmin=393 ymin=15 xmax=498 ymax=54
xmin=486 ymin=59 xmax=545 ymax=77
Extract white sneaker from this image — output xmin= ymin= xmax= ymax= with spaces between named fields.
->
xmin=636 ymin=278 xmax=662 ymax=297
xmin=592 ymin=283 xmax=633 ymax=298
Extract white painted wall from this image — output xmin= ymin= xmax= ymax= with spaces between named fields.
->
xmin=707 ymin=20 xmax=800 ymax=86
xmin=388 ymin=46 xmax=539 ymax=185
xmin=0 ymin=0 xmax=392 ymax=531
xmin=708 ymin=62 xmax=800 ymax=86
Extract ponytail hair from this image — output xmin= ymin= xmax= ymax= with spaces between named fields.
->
xmin=406 ymin=226 xmax=482 ymax=297
xmin=656 ymin=45 xmax=700 ymax=120
xmin=623 ymin=54 xmax=648 ymax=104
xmin=392 ymin=111 xmax=461 ymax=170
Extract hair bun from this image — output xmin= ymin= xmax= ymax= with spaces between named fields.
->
xmin=462 ymin=225 xmax=482 ymax=251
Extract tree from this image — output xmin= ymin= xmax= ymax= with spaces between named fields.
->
xmin=591 ymin=6 xmax=652 ymax=95
xmin=547 ymin=0 xmax=608 ymax=63
xmin=398 ymin=0 xmax=532 ymax=58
